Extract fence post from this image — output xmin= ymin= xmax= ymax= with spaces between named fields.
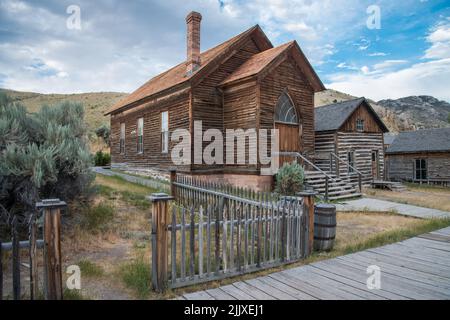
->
xmin=358 ymin=173 xmax=362 ymax=193
xmin=0 ymin=240 xmax=2 ymax=300
xmin=36 ymin=199 xmax=66 ymax=300
xmin=298 ymin=191 xmax=316 ymax=255
xmin=324 ymin=176 xmax=329 ymax=202
xmin=169 ymin=168 xmax=177 ymax=199
xmin=148 ymin=193 xmax=174 ymax=292
xmin=12 ymin=216 xmax=20 ymax=300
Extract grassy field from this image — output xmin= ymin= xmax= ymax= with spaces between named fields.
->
xmin=365 ymin=183 xmax=450 ymax=212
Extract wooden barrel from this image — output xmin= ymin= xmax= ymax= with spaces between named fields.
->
xmin=314 ymin=204 xmax=336 ymax=251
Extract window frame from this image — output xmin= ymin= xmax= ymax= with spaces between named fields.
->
xmin=356 ymin=119 xmax=364 ymax=132
xmin=414 ymin=158 xmax=427 ymax=181
xmin=347 ymin=151 xmax=355 ymax=173
xmin=161 ymin=111 xmax=169 ymax=154
xmin=274 ymin=92 xmax=299 ymax=125
xmin=137 ymin=117 xmax=144 ymax=154
xmin=120 ymin=122 xmax=125 ymax=154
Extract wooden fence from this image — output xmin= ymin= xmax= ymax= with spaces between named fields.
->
xmin=0 ymin=199 xmax=65 ymax=300
xmin=149 ymin=171 xmax=315 ymax=292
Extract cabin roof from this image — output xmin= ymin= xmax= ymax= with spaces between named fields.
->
xmin=314 ymin=97 xmax=388 ymax=132
xmin=386 ymin=128 xmax=450 ymax=154
xmin=384 ymin=132 xmax=398 ymax=145
xmin=106 ymin=24 xmax=324 ymax=115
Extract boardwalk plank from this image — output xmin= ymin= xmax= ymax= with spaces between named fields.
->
xmin=256 ymin=276 xmax=317 ymax=300
xmin=244 ymin=278 xmax=297 ymax=300
xmin=232 ymin=281 xmax=277 ymax=300
xmin=184 ymin=290 xmax=215 ymax=300
xmin=205 ymin=288 xmax=236 ymax=300
xmin=220 ymin=284 xmax=256 ymax=300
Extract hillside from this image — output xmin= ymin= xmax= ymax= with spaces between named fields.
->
xmin=0 ymin=88 xmax=128 ymax=133
xmin=377 ymin=96 xmax=450 ymax=130
xmin=2 ymin=88 xmax=449 ymax=136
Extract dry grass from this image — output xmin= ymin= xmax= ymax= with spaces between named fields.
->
xmin=365 ymin=184 xmax=450 ymax=212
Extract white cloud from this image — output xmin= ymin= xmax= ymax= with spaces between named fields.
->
xmin=327 ymin=17 xmax=450 ymax=102
xmin=328 ymin=58 xmax=450 ymax=101
xmin=424 ymin=21 xmax=450 ymax=59
xmin=368 ymin=52 xmax=387 ymax=57
xmin=373 ymin=59 xmax=408 ymax=70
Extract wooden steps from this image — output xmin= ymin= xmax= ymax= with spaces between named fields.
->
xmin=304 ymin=171 xmax=362 ymax=201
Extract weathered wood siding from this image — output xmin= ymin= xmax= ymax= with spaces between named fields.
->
xmin=259 ymin=58 xmax=315 ymax=158
xmin=192 ymin=38 xmax=261 ymax=172
xmin=110 ymin=94 xmax=190 ymax=170
xmin=336 ymin=132 xmax=385 ymax=184
xmin=223 ymin=81 xmax=258 ymax=171
xmin=314 ymin=131 xmax=336 ymax=171
xmin=386 ymin=152 xmax=450 ymax=183
xmin=341 ymin=103 xmax=383 ymax=133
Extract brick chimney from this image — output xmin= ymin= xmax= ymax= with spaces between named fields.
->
xmin=186 ymin=11 xmax=202 ymax=75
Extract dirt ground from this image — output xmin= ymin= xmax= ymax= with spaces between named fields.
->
xmin=365 ymin=184 xmax=450 ymax=212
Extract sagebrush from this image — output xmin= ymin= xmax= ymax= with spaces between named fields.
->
xmin=0 ymin=92 xmax=94 ymax=226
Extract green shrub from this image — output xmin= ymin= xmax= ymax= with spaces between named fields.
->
xmin=119 ymin=255 xmax=151 ymax=299
xmin=275 ymin=162 xmax=305 ymax=196
xmin=0 ymin=92 xmax=94 ymax=223
xmin=94 ymin=150 xmax=111 ymax=166
xmin=81 ymin=203 xmax=114 ymax=231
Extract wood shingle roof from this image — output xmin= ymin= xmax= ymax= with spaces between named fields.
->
xmin=386 ymin=128 xmax=450 ymax=154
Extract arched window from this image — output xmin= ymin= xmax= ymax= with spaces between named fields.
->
xmin=274 ymin=92 xmax=298 ymax=124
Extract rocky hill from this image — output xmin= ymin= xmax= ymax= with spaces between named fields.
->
xmin=377 ymin=96 xmax=450 ymax=130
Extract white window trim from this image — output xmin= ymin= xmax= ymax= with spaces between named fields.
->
xmin=137 ymin=118 xmax=144 ymax=154
xmin=161 ymin=111 xmax=169 ymax=153
xmin=120 ymin=123 xmax=125 ymax=154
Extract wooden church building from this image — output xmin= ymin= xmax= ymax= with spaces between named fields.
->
xmin=105 ymin=11 xmax=325 ymax=190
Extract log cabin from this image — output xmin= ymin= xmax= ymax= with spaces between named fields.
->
xmin=385 ymin=128 xmax=450 ymax=186
xmin=307 ymin=98 xmax=389 ymax=198
xmin=105 ymin=11 xmax=325 ymax=190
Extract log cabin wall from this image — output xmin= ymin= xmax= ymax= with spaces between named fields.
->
xmin=336 ymin=132 xmax=384 ymax=184
xmin=259 ymin=58 xmax=315 ymax=158
xmin=110 ymin=94 xmax=190 ymax=171
xmin=314 ymin=131 xmax=337 ymax=171
xmin=191 ymin=38 xmax=262 ymax=172
xmin=386 ymin=152 xmax=450 ymax=183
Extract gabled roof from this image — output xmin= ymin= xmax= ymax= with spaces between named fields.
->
xmin=106 ymin=24 xmax=325 ymax=115
xmin=314 ymin=97 xmax=388 ymax=132
xmin=221 ymin=42 xmax=294 ymax=86
xmin=386 ymin=128 xmax=450 ymax=154
xmin=106 ymin=25 xmax=270 ymax=115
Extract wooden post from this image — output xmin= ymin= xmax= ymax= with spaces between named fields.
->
xmin=0 ymin=240 xmax=2 ymax=300
xmin=36 ymin=199 xmax=66 ymax=300
xmin=148 ymin=193 xmax=174 ymax=292
xmin=324 ymin=176 xmax=329 ymax=202
xmin=358 ymin=173 xmax=362 ymax=193
xmin=169 ymin=168 xmax=177 ymax=200
xmin=12 ymin=216 xmax=20 ymax=300
xmin=298 ymin=191 xmax=316 ymax=255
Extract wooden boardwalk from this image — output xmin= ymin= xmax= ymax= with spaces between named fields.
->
xmin=179 ymin=227 xmax=450 ymax=300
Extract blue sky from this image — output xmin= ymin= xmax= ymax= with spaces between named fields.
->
xmin=0 ymin=0 xmax=449 ymax=101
